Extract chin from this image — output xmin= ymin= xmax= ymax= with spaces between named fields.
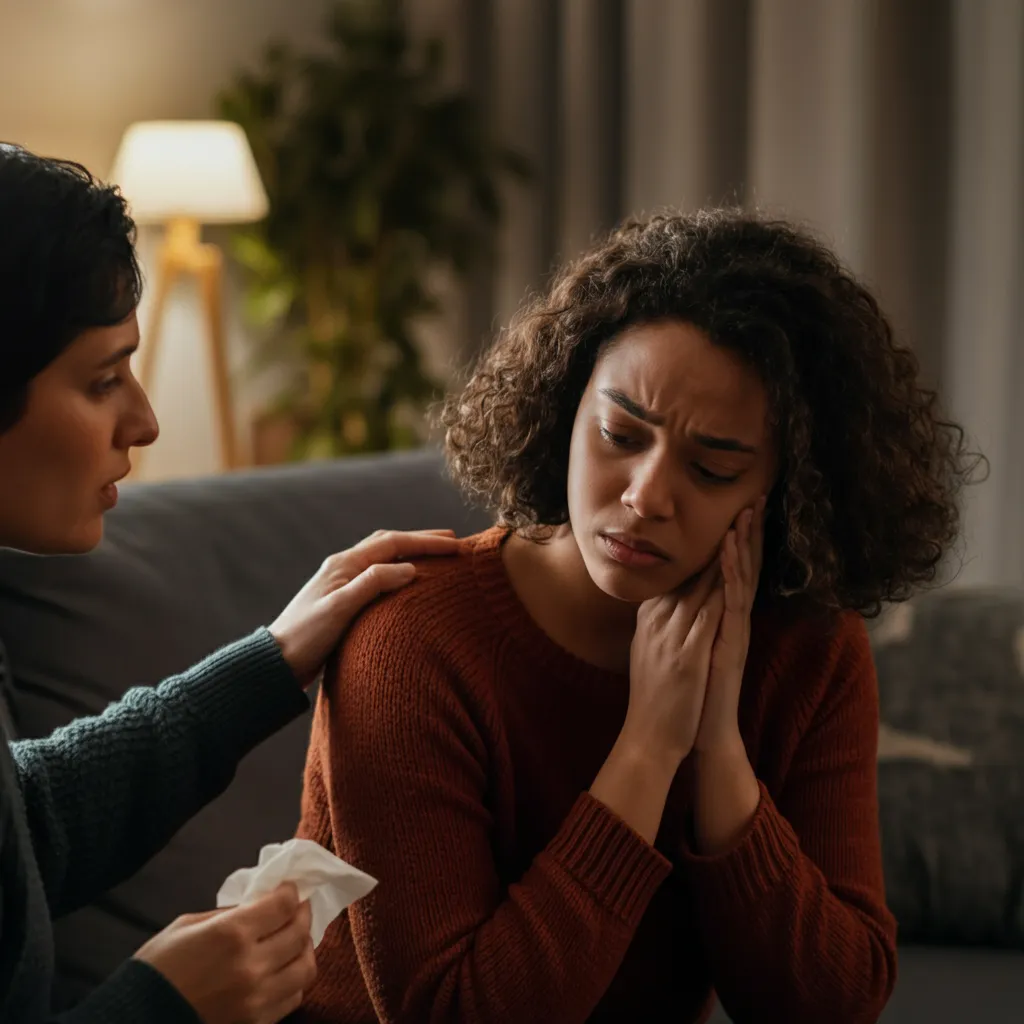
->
xmin=43 ymin=521 xmax=104 ymax=556
xmin=584 ymin=555 xmax=681 ymax=605
xmin=0 ymin=512 xmax=104 ymax=555
xmin=70 ymin=522 xmax=105 ymax=554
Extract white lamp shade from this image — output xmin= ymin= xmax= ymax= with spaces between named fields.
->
xmin=109 ymin=120 xmax=269 ymax=225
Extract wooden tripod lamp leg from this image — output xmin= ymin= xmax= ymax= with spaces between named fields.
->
xmin=198 ymin=252 xmax=240 ymax=470
xmin=139 ymin=254 xmax=177 ymax=395
xmin=131 ymin=250 xmax=178 ymax=480
xmin=132 ymin=221 xmax=241 ymax=477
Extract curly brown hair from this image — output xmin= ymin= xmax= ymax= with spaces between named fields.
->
xmin=442 ymin=209 xmax=984 ymax=616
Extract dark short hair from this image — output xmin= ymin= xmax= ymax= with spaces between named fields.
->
xmin=442 ymin=209 xmax=985 ymax=616
xmin=0 ymin=144 xmax=142 ymax=432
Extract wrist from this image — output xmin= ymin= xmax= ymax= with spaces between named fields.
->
xmin=590 ymin=732 xmax=681 ymax=845
xmin=692 ymin=733 xmax=749 ymax=770
xmin=267 ymin=625 xmax=313 ymax=689
xmin=612 ymin=733 xmax=683 ymax=780
xmin=613 ymin=726 xmax=687 ymax=779
xmin=692 ymin=741 xmax=761 ymax=856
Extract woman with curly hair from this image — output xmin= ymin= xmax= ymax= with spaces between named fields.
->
xmin=296 ymin=209 xmax=979 ymax=1024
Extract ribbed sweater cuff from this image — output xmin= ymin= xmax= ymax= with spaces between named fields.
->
xmin=679 ymin=781 xmax=802 ymax=905
xmin=547 ymin=792 xmax=672 ymax=925
xmin=56 ymin=958 xmax=202 ymax=1024
xmin=160 ymin=627 xmax=309 ymax=759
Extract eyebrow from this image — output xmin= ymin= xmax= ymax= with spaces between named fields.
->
xmin=97 ymin=344 xmax=139 ymax=369
xmin=599 ymin=386 xmax=759 ymax=454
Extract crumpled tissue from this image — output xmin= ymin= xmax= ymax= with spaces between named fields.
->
xmin=216 ymin=838 xmax=377 ymax=947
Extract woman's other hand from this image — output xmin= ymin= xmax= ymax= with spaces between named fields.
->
xmin=624 ymin=560 xmax=725 ymax=766
xmin=590 ymin=560 xmax=724 ymax=843
xmin=269 ymin=529 xmax=461 ymax=687
xmin=695 ymin=495 xmax=766 ymax=756
xmin=691 ymin=498 xmax=767 ymax=853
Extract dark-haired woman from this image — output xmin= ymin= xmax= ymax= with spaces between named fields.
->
xmin=297 ymin=210 xmax=981 ymax=1023
xmin=0 ymin=144 xmax=459 ymax=1024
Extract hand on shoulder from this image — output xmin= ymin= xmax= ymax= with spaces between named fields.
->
xmin=269 ymin=529 xmax=461 ymax=687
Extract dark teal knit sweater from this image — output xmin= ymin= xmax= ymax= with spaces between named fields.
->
xmin=0 ymin=629 xmax=308 ymax=1022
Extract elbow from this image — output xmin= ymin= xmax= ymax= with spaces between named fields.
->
xmin=779 ymin=930 xmax=899 ymax=1024
xmin=818 ymin=932 xmax=898 ymax=1024
xmin=857 ymin=934 xmax=898 ymax=1024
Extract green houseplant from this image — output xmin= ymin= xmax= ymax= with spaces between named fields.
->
xmin=217 ymin=0 xmax=527 ymax=457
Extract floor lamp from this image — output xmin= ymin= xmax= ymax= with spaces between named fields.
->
xmin=110 ymin=120 xmax=269 ymax=474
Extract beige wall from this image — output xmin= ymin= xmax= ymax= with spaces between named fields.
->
xmin=0 ymin=0 xmax=467 ymax=479
xmin=0 ymin=1 xmax=332 ymax=179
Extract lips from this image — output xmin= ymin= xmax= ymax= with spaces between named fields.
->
xmin=100 ymin=470 xmax=130 ymax=509
xmin=104 ymin=469 xmax=130 ymax=489
xmin=599 ymin=532 xmax=672 ymax=569
xmin=601 ymin=532 xmax=670 ymax=559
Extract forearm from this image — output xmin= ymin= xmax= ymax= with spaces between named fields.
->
xmin=589 ymin=732 xmax=680 ymax=845
xmin=683 ymin=788 xmax=896 ymax=1024
xmin=692 ymin=740 xmax=761 ymax=854
xmin=14 ymin=628 xmax=307 ymax=916
xmin=681 ymin=612 xmax=897 ymax=1021
xmin=49 ymin=959 xmax=200 ymax=1024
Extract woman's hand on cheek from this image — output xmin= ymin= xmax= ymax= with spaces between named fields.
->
xmin=592 ymin=557 xmax=726 ymax=845
xmin=594 ymin=511 xmax=763 ymax=848
xmin=620 ymin=558 xmax=725 ymax=768
xmin=693 ymin=495 xmax=766 ymax=756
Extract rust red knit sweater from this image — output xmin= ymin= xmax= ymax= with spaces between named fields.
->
xmin=296 ymin=528 xmax=897 ymax=1023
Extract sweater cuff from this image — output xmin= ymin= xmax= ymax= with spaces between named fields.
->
xmin=546 ymin=791 xmax=672 ymax=926
xmin=58 ymin=958 xmax=202 ymax=1024
xmin=678 ymin=781 xmax=802 ymax=905
xmin=159 ymin=628 xmax=309 ymax=760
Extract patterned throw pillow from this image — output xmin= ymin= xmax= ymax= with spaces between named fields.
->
xmin=871 ymin=589 xmax=1024 ymax=945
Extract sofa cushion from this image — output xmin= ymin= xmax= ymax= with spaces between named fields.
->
xmin=878 ymin=946 xmax=1024 ymax=1022
xmin=706 ymin=944 xmax=1024 ymax=1022
xmin=0 ymin=448 xmax=491 ymax=1005
xmin=871 ymin=588 xmax=1024 ymax=946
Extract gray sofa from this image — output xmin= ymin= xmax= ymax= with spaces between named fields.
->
xmin=0 ymin=449 xmax=1021 ymax=1021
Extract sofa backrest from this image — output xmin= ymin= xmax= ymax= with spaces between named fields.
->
xmin=0 ymin=447 xmax=491 ymax=1005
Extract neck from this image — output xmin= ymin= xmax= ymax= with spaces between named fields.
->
xmin=505 ymin=525 xmax=638 ymax=672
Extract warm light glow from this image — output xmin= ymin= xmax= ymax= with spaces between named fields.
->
xmin=109 ymin=120 xmax=268 ymax=224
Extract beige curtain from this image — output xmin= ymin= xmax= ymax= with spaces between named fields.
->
xmin=458 ymin=0 xmax=1024 ymax=587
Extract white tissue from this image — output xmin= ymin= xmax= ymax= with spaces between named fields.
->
xmin=216 ymin=838 xmax=377 ymax=947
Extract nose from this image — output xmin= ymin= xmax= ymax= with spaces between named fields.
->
xmin=116 ymin=376 xmax=160 ymax=451
xmin=621 ymin=450 xmax=674 ymax=521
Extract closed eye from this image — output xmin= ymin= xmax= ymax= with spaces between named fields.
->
xmin=599 ymin=425 xmax=639 ymax=449
xmin=91 ymin=375 xmax=124 ymax=397
xmin=694 ymin=464 xmax=739 ymax=485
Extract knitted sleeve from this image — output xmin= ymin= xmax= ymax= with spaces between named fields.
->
xmin=11 ymin=628 xmax=307 ymax=917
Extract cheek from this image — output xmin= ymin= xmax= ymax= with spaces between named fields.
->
xmin=669 ymin=487 xmax=752 ymax=569
xmin=565 ymin=432 xmax=588 ymax=524
xmin=45 ymin=398 xmax=112 ymax=471
xmin=566 ymin=426 xmax=621 ymax=517
xmin=2 ymin=397 xmax=112 ymax=550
